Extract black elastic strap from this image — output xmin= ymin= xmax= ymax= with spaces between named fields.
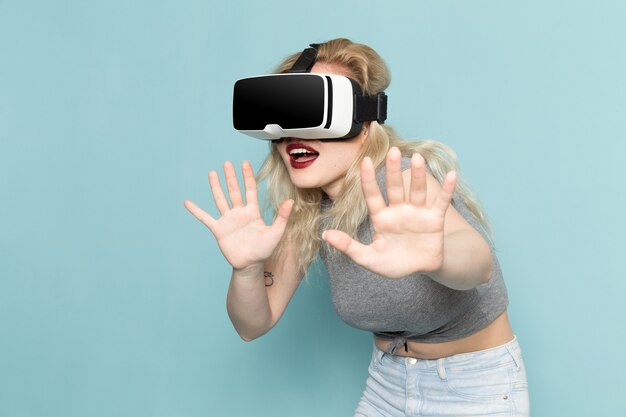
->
xmin=286 ymin=43 xmax=322 ymax=73
xmin=355 ymin=93 xmax=388 ymax=124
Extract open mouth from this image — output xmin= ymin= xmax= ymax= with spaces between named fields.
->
xmin=286 ymin=143 xmax=319 ymax=168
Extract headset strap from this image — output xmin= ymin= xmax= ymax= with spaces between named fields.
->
xmin=286 ymin=43 xmax=322 ymax=73
xmin=356 ymin=93 xmax=388 ymax=124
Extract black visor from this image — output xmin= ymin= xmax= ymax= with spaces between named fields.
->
xmin=233 ymin=75 xmax=326 ymax=131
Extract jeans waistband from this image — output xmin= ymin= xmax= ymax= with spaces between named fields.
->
xmin=373 ymin=336 xmax=521 ymax=371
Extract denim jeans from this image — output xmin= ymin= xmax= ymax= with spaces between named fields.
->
xmin=354 ymin=337 xmax=529 ymax=416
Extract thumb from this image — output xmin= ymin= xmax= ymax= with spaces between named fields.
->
xmin=322 ymin=230 xmax=370 ymax=266
xmin=269 ymin=199 xmax=294 ymax=235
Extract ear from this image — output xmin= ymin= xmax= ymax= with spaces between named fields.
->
xmin=359 ymin=122 xmax=371 ymax=144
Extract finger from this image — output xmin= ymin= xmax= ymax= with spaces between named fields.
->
xmin=242 ymin=161 xmax=259 ymax=207
xmin=409 ymin=153 xmax=427 ymax=207
xmin=183 ymin=199 xmax=217 ymax=231
xmin=432 ymin=171 xmax=457 ymax=216
xmin=269 ymin=199 xmax=294 ymax=237
xmin=223 ymin=161 xmax=244 ymax=208
xmin=208 ymin=171 xmax=231 ymax=215
xmin=385 ymin=147 xmax=405 ymax=205
xmin=360 ymin=157 xmax=386 ymax=216
xmin=322 ymin=230 xmax=371 ymax=267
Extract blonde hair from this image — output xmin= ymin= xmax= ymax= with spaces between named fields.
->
xmin=257 ymin=38 xmax=492 ymax=276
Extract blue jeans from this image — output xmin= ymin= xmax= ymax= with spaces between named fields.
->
xmin=354 ymin=337 xmax=529 ymax=416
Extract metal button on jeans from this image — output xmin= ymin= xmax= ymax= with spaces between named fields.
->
xmin=406 ymin=357 xmax=417 ymax=365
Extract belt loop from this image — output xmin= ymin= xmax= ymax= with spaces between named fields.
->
xmin=437 ymin=358 xmax=447 ymax=380
xmin=506 ymin=343 xmax=522 ymax=370
xmin=387 ymin=337 xmax=407 ymax=355
xmin=375 ymin=345 xmax=386 ymax=365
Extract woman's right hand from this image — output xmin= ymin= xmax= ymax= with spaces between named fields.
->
xmin=184 ymin=160 xmax=294 ymax=272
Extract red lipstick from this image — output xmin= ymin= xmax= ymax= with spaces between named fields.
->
xmin=286 ymin=143 xmax=320 ymax=169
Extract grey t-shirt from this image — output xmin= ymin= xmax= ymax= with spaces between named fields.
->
xmin=319 ymin=158 xmax=508 ymax=352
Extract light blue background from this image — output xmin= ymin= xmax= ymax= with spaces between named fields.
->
xmin=1 ymin=1 xmax=625 ymax=416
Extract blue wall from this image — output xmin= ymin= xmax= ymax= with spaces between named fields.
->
xmin=1 ymin=1 xmax=625 ymax=415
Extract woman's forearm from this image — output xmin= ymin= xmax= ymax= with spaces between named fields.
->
xmin=426 ymin=230 xmax=493 ymax=291
xmin=226 ymin=263 xmax=273 ymax=341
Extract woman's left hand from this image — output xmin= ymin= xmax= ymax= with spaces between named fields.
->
xmin=322 ymin=147 xmax=457 ymax=279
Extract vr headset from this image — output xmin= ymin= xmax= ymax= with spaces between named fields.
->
xmin=232 ymin=44 xmax=388 ymax=141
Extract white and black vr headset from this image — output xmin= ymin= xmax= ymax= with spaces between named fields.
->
xmin=232 ymin=43 xmax=388 ymax=141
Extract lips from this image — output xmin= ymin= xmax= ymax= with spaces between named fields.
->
xmin=286 ymin=143 xmax=319 ymax=169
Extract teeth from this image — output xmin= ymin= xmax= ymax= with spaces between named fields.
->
xmin=289 ymin=148 xmax=313 ymax=155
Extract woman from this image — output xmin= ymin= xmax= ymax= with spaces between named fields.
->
xmin=185 ymin=38 xmax=529 ymax=416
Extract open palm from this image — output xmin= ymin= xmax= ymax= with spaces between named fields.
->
xmin=322 ymin=148 xmax=457 ymax=278
xmin=184 ymin=161 xmax=293 ymax=271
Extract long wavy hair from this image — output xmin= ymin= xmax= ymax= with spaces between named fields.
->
xmin=257 ymin=38 xmax=492 ymax=276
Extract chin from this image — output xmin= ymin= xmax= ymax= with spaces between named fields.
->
xmin=286 ymin=174 xmax=321 ymax=190
xmin=289 ymin=179 xmax=321 ymax=190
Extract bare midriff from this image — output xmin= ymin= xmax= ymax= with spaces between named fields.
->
xmin=374 ymin=311 xmax=514 ymax=360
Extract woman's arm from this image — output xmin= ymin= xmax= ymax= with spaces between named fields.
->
xmin=185 ymin=160 xmax=301 ymax=341
xmin=226 ymin=245 xmax=302 ymax=341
